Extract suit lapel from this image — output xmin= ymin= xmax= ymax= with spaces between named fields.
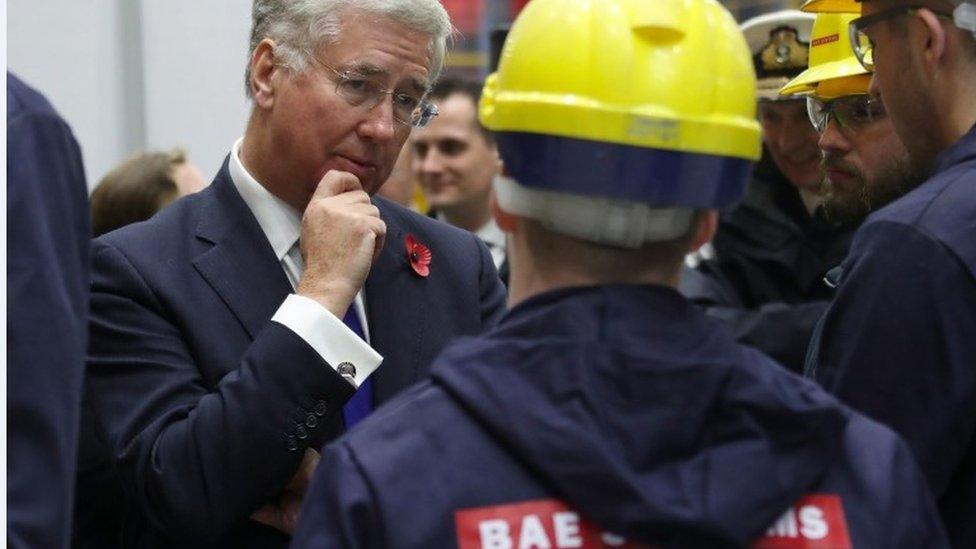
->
xmin=192 ymin=160 xmax=292 ymax=339
xmin=366 ymin=199 xmax=431 ymax=404
xmin=190 ymin=176 xmax=429 ymax=395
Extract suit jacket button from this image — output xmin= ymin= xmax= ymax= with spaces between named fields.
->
xmin=313 ymin=400 xmax=328 ymax=417
xmin=295 ymin=424 xmax=309 ymax=440
xmin=285 ymin=435 xmax=298 ymax=452
xmin=337 ymin=362 xmax=356 ymax=380
xmin=305 ymin=413 xmax=318 ymax=429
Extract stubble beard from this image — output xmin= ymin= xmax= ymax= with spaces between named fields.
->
xmin=822 ymin=155 xmax=927 ymax=228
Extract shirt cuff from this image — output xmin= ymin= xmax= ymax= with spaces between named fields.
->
xmin=271 ymin=294 xmax=383 ymax=388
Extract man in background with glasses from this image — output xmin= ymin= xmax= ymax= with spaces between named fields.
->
xmin=75 ymin=1 xmax=506 ymax=547
xmin=803 ymin=0 xmax=976 ymax=545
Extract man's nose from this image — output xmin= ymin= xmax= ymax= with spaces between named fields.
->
xmin=419 ymin=146 xmax=445 ymax=175
xmin=818 ymin=117 xmax=851 ymax=154
xmin=358 ymin=96 xmax=397 ymax=142
xmin=868 ymin=72 xmax=882 ymax=103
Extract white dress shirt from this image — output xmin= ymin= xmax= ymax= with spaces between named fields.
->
xmin=436 ymin=212 xmax=507 ymax=270
xmin=474 ymin=218 xmax=508 ymax=271
xmin=228 ymin=137 xmax=382 ymax=387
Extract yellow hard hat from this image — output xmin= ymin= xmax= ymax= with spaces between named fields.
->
xmin=479 ymin=0 xmax=760 ymax=211
xmin=779 ymin=12 xmax=871 ymax=99
xmin=800 ymin=0 xmax=861 ymax=14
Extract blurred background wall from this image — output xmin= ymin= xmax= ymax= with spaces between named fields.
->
xmin=7 ymin=0 xmax=802 ymax=190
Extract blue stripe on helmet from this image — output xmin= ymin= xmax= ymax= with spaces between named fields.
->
xmin=495 ymin=132 xmax=754 ymax=209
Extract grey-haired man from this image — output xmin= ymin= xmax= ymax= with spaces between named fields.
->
xmin=76 ymin=1 xmax=506 ymax=546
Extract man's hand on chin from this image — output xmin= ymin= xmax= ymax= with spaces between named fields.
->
xmin=250 ymin=448 xmax=321 ymax=534
xmin=297 ymin=170 xmax=387 ymax=319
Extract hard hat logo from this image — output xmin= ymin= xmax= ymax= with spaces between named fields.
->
xmin=760 ymin=27 xmax=811 ymax=73
xmin=627 ymin=117 xmax=680 ymax=146
xmin=811 ymin=33 xmax=840 ymax=48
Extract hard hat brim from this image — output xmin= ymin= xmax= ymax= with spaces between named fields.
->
xmin=780 ymin=57 xmax=868 ymax=97
xmin=800 ymin=0 xmax=861 ymax=14
xmin=813 ymin=74 xmax=872 ymax=99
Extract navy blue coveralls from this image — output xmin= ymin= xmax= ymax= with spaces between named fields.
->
xmin=809 ymin=124 xmax=976 ymax=547
xmin=293 ymin=286 xmax=945 ymax=548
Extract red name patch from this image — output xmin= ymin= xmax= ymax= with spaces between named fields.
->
xmin=753 ymin=494 xmax=852 ymax=549
xmin=811 ymin=34 xmax=840 ymax=47
xmin=454 ymin=499 xmax=649 ymax=549
xmin=454 ymin=494 xmax=851 ymax=549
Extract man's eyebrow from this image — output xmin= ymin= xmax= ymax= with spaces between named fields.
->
xmin=341 ymin=62 xmax=386 ymax=77
xmin=340 ymin=62 xmax=429 ymax=93
xmin=402 ymin=76 xmax=430 ymax=95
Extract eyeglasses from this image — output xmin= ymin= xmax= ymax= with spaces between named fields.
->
xmin=310 ymin=58 xmax=438 ymax=128
xmin=849 ymin=5 xmax=954 ymax=71
xmin=806 ymin=94 xmax=887 ymax=134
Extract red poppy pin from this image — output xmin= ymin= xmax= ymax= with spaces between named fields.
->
xmin=405 ymin=234 xmax=432 ymax=277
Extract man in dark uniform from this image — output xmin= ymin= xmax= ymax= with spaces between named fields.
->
xmin=290 ymin=1 xmax=947 ymax=546
xmin=806 ymin=0 xmax=976 ymax=545
xmin=7 ymin=72 xmax=91 ymax=549
xmin=682 ymin=11 xmax=854 ymax=372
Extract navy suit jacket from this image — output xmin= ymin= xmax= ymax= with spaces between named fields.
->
xmin=78 ymin=160 xmax=506 ymax=547
xmin=7 ymin=73 xmax=91 ymax=549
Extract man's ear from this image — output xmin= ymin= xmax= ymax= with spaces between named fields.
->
xmin=689 ymin=210 xmax=718 ymax=253
xmin=251 ymin=39 xmax=278 ymax=108
xmin=490 ymin=190 xmax=518 ymax=233
xmin=917 ymin=8 xmax=949 ymax=76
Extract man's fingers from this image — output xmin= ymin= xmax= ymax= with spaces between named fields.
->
xmin=250 ymin=504 xmax=284 ymax=531
xmin=279 ymin=491 xmax=305 ymax=533
xmin=310 ymin=170 xmax=363 ymax=201
xmin=287 ymin=448 xmax=321 ymax=493
xmin=373 ymin=231 xmax=387 ymax=263
xmin=345 ymin=202 xmax=381 ymax=219
xmin=250 ymin=496 xmax=303 ymax=535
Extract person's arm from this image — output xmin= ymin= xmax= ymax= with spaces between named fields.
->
xmin=681 ymin=265 xmax=829 ymax=373
xmin=86 ymin=168 xmax=402 ymax=542
xmin=86 ymin=239 xmax=356 ymax=544
xmin=7 ymin=98 xmax=90 ymax=549
xmin=701 ymin=301 xmax=829 ymax=374
xmin=815 ymin=221 xmax=976 ymax=496
xmin=882 ymin=436 xmax=950 ymax=548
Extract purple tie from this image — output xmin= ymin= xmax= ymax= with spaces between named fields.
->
xmin=341 ymin=306 xmax=373 ymax=430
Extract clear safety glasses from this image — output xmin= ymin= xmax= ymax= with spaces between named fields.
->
xmin=806 ymin=94 xmax=887 ymax=134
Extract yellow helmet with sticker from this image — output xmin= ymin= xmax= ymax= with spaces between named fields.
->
xmin=780 ymin=12 xmax=870 ymax=99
